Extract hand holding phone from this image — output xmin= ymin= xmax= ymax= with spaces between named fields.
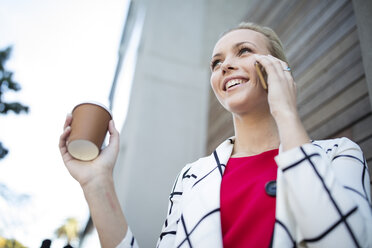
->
xmin=255 ymin=62 xmax=267 ymax=90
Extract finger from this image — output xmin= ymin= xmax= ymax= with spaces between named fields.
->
xmin=283 ymin=70 xmax=296 ymax=90
xmin=282 ymin=64 xmax=294 ymax=82
xmin=264 ymin=55 xmax=296 ymax=89
xmin=59 ymin=126 xmax=79 ymax=166
xmin=268 ymin=55 xmax=295 ymax=88
xmin=266 ymin=55 xmax=290 ymax=79
xmin=63 ymin=113 xmax=73 ymax=130
xmin=254 ymin=55 xmax=281 ymax=79
xmin=107 ymin=120 xmax=120 ymax=152
xmin=267 ymin=55 xmax=292 ymax=74
xmin=98 ymin=120 xmax=120 ymax=164
xmin=103 ymin=120 xmax=120 ymax=154
xmin=59 ymin=125 xmax=71 ymax=151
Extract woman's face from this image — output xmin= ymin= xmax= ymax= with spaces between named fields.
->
xmin=210 ymin=29 xmax=271 ymax=115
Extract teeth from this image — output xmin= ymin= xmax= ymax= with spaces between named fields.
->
xmin=225 ymin=79 xmax=247 ymax=90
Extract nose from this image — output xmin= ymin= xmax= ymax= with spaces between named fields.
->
xmin=221 ymin=59 xmax=237 ymax=74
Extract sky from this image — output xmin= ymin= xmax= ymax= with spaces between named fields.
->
xmin=0 ymin=0 xmax=128 ymax=247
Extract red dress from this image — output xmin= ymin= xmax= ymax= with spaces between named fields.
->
xmin=220 ymin=149 xmax=278 ymax=248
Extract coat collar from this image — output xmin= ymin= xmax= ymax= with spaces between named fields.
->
xmin=177 ymin=138 xmax=234 ymax=246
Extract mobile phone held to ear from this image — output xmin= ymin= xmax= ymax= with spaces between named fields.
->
xmin=255 ymin=62 xmax=267 ymax=90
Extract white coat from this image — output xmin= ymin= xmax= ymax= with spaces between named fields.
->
xmin=118 ymin=137 xmax=372 ymax=247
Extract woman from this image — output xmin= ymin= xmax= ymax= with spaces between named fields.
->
xmin=59 ymin=22 xmax=372 ymax=247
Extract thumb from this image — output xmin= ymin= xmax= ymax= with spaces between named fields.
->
xmin=106 ymin=120 xmax=120 ymax=155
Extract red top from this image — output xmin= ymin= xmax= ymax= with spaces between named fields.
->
xmin=220 ymin=149 xmax=278 ymax=248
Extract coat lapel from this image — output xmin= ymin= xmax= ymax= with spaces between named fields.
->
xmin=176 ymin=138 xmax=234 ymax=247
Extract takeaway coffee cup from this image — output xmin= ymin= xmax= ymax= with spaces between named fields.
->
xmin=67 ymin=101 xmax=112 ymax=161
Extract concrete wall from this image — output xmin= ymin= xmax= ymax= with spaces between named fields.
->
xmin=113 ymin=0 xmax=251 ymax=246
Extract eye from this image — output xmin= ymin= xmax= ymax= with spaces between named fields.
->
xmin=211 ymin=59 xmax=222 ymax=71
xmin=238 ymin=47 xmax=253 ymax=56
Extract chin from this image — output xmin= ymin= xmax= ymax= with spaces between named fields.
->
xmin=223 ymin=96 xmax=268 ymax=116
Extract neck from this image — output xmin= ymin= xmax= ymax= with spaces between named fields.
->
xmin=231 ymin=110 xmax=280 ymax=157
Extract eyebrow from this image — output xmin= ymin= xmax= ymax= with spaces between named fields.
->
xmin=211 ymin=41 xmax=257 ymax=59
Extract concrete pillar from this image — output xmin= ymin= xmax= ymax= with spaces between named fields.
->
xmin=113 ymin=0 xmax=252 ymax=246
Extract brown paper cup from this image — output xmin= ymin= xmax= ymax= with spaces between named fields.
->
xmin=67 ymin=101 xmax=112 ymax=161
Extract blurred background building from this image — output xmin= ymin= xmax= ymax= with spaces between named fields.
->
xmin=80 ymin=0 xmax=372 ymax=246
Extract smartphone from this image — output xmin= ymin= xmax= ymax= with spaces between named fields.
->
xmin=255 ymin=62 xmax=267 ymax=90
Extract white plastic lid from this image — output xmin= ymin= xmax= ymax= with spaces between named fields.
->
xmin=71 ymin=100 xmax=112 ymax=118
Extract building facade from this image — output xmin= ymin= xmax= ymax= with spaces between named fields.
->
xmin=81 ymin=0 xmax=372 ymax=246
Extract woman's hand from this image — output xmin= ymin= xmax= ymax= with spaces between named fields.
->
xmin=60 ymin=114 xmax=129 ymax=248
xmin=254 ymin=54 xmax=310 ymax=151
xmin=59 ymin=114 xmax=120 ymax=188
xmin=254 ymin=54 xmax=297 ymax=120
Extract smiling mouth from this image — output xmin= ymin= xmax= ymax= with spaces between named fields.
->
xmin=225 ymin=79 xmax=249 ymax=90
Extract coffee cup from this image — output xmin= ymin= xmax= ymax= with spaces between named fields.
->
xmin=67 ymin=101 xmax=112 ymax=161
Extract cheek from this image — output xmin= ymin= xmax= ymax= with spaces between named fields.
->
xmin=242 ymin=56 xmax=256 ymax=71
xmin=210 ymin=74 xmax=219 ymax=92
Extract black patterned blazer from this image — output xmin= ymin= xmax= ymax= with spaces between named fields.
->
xmin=118 ymin=137 xmax=372 ymax=248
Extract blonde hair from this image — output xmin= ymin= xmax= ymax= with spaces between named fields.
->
xmin=225 ymin=22 xmax=289 ymax=66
